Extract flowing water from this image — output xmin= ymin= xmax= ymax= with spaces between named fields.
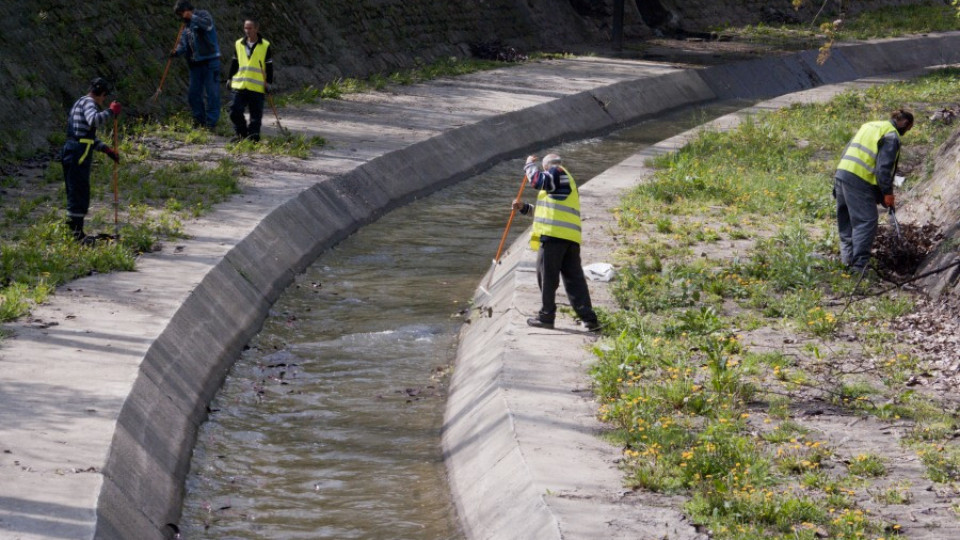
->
xmin=179 ymin=102 xmax=744 ymax=539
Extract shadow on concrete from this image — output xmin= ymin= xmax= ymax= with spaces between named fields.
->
xmin=0 ymin=380 xmax=124 ymax=433
xmin=0 ymin=496 xmax=92 ymax=540
xmin=10 ymin=327 xmax=151 ymax=358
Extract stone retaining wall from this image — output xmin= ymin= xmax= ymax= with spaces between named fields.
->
xmin=0 ymin=0 xmax=600 ymax=159
xmin=0 ymin=0 xmax=937 ymax=160
xmin=655 ymin=0 xmax=944 ymax=33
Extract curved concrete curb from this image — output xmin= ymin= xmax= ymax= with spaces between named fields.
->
xmin=1 ymin=33 xmax=959 ymax=540
xmin=442 ymin=37 xmax=960 ymax=539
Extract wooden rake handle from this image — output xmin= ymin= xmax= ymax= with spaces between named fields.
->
xmin=492 ymin=175 xmax=529 ymax=264
xmin=152 ymin=23 xmax=185 ymax=101
xmin=112 ymin=116 xmax=120 ymax=233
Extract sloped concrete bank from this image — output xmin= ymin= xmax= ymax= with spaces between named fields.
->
xmin=1 ymin=34 xmax=959 ymax=540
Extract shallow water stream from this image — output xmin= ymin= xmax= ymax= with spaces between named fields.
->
xmin=178 ymin=102 xmax=743 ymax=539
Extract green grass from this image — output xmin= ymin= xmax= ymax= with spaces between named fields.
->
xmin=847 ymin=453 xmax=887 ymax=478
xmin=278 ymin=56 xmax=506 ymax=105
xmin=0 ymin=116 xmax=246 ymax=324
xmin=594 ymin=67 xmax=960 ymax=539
xmin=716 ymin=2 xmax=960 ymax=49
xmin=840 ymin=3 xmax=960 ymax=39
xmin=917 ymin=443 xmax=960 ymax=482
xmin=227 ymin=132 xmax=326 ymax=159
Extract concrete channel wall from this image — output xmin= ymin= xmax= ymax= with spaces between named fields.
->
xmin=96 ymin=68 xmax=717 ymax=538
xmin=1 ymin=33 xmax=959 ymax=540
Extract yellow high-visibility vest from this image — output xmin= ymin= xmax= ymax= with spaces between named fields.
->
xmin=231 ymin=38 xmax=270 ymax=93
xmin=530 ymin=167 xmax=582 ymax=250
xmin=836 ymin=120 xmax=900 ymax=186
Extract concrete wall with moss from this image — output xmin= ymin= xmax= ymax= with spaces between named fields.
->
xmin=0 ymin=0 xmax=935 ymax=161
xmin=652 ymin=0 xmax=943 ymax=34
xmin=0 ymin=0 xmax=617 ymax=160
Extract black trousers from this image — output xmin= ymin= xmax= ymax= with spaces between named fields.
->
xmin=536 ymin=237 xmax=597 ymax=324
xmin=61 ymin=140 xmax=92 ymax=218
xmin=230 ymin=89 xmax=265 ymax=138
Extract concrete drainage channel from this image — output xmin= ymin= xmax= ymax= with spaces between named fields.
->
xmin=1 ymin=33 xmax=959 ymax=540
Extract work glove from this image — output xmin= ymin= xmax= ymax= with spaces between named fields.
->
xmin=104 ymin=147 xmax=120 ymax=164
xmin=882 ymin=194 xmax=895 ymax=209
xmin=109 ymin=101 xmax=122 ymax=116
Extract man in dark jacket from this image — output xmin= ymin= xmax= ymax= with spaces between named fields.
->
xmin=833 ymin=109 xmax=913 ymax=274
xmin=172 ymin=0 xmax=221 ymax=129
xmin=61 ymin=77 xmax=121 ymax=243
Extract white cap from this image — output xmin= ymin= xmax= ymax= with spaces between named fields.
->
xmin=541 ymin=153 xmax=561 ymax=169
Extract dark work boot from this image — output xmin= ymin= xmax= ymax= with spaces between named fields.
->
xmin=67 ymin=216 xmax=85 ymax=242
xmin=526 ymin=317 xmax=554 ymax=329
xmin=582 ymin=319 xmax=602 ymax=332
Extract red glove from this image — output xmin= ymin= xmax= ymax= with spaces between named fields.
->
xmin=883 ymin=194 xmax=895 ymax=209
xmin=104 ymin=147 xmax=120 ymax=164
xmin=109 ymin=101 xmax=122 ymax=116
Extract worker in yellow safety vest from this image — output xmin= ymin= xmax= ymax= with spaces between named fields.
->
xmin=512 ymin=154 xmax=601 ymax=332
xmin=833 ymin=109 xmax=913 ymax=275
xmin=228 ymin=18 xmax=273 ymax=142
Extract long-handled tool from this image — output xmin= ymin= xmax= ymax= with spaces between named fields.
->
xmin=111 ymin=115 xmax=120 ymax=239
xmin=266 ymin=90 xmax=287 ymax=136
xmin=151 ymin=23 xmax=185 ymax=102
xmin=261 ymin=61 xmax=288 ymax=135
xmin=478 ymin=175 xmax=528 ymax=296
xmin=888 ymin=207 xmax=903 ymax=244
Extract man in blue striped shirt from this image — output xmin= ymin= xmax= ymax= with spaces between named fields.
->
xmin=61 ymin=77 xmax=121 ymax=242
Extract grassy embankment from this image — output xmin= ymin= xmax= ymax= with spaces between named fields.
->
xmin=591 ymin=68 xmax=960 ymax=539
xmin=0 ymin=56 xmax=511 ymax=327
xmin=716 ymin=2 xmax=960 ymax=59
xmin=277 ymin=54 xmax=538 ymax=103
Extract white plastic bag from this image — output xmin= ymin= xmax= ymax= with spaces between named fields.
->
xmin=583 ymin=262 xmax=615 ymax=282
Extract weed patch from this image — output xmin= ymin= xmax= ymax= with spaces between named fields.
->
xmin=0 ymin=118 xmax=246 ymax=324
xmin=594 ymin=68 xmax=960 ymax=537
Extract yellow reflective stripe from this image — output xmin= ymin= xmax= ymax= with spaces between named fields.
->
xmin=839 ymin=154 xmax=872 ymax=171
xmin=533 ymin=217 xmax=581 ymax=232
xmin=237 ymin=67 xmax=264 ymax=78
xmin=847 ymin=141 xmax=877 ymax=160
xmin=77 ymin=138 xmax=94 ymax=165
xmin=232 ymin=77 xmax=265 ymax=89
xmin=537 ymin=199 xmax=580 ymax=217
